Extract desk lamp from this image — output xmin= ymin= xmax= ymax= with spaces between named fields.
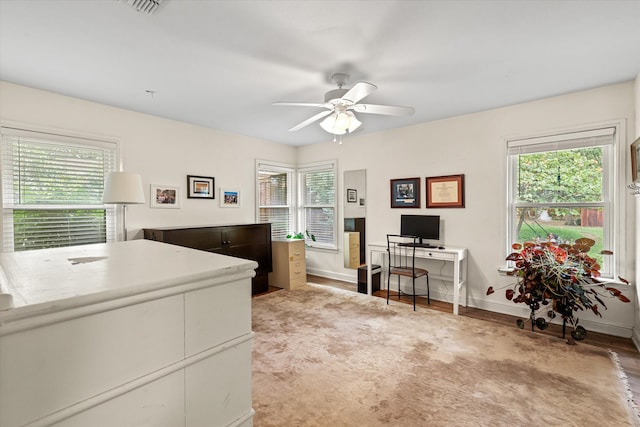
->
xmin=102 ymin=172 xmax=145 ymax=241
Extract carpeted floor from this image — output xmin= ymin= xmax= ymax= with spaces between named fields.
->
xmin=251 ymin=283 xmax=639 ymax=427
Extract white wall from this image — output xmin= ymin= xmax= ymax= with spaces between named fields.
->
xmin=0 ymin=81 xmax=297 ymax=239
xmin=299 ymin=81 xmax=637 ymax=338
xmin=1 ymin=80 xmax=636 ymax=338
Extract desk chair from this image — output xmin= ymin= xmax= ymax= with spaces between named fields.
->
xmin=386 ymin=234 xmax=430 ymax=311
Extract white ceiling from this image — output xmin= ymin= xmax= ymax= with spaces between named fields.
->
xmin=1 ymin=0 xmax=639 ymax=146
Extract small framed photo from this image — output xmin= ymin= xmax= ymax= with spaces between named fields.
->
xmin=390 ymin=177 xmax=420 ymax=208
xmin=150 ymin=184 xmax=180 ymax=209
xmin=426 ymin=174 xmax=465 ymax=208
xmin=632 ymin=136 xmax=640 ymax=183
xmin=347 ymin=188 xmax=357 ymax=203
xmin=187 ymin=175 xmax=214 ymax=199
xmin=220 ymin=188 xmax=240 ymax=208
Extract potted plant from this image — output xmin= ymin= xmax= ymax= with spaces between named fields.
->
xmin=286 ymin=230 xmax=316 ymax=243
xmin=487 ymin=237 xmax=631 ymax=342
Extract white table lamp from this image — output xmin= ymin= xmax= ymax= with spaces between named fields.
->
xmin=102 ymin=172 xmax=145 ymax=241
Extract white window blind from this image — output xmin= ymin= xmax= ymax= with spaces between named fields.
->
xmin=256 ymin=161 xmax=294 ymax=240
xmin=507 ymin=127 xmax=615 ymax=155
xmin=298 ymin=161 xmax=337 ymax=249
xmin=1 ymin=128 xmax=117 ymax=251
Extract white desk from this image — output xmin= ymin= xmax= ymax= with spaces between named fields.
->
xmin=367 ymin=242 xmax=468 ymax=315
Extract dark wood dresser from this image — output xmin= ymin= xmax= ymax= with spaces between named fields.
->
xmin=143 ymin=223 xmax=272 ymax=295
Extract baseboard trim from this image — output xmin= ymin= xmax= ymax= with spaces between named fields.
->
xmin=307 ymin=272 xmax=635 ymax=340
xmin=306 ymin=267 xmax=356 ymax=284
xmin=468 ymin=297 xmax=633 ymax=339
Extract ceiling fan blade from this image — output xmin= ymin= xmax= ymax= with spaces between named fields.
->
xmin=352 ymin=103 xmax=415 ymax=116
xmin=289 ymin=110 xmax=333 ymax=132
xmin=273 ymin=102 xmax=327 ymax=108
xmin=341 ymin=82 xmax=377 ymax=104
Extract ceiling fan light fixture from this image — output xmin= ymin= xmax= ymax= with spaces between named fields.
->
xmin=334 ymin=112 xmax=351 ymax=131
xmin=275 ymin=74 xmax=413 ymax=138
xmin=347 ymin=113 xmax=362 ymax=133
xmin=320 ymin=114 xmax=343 ymax=134
xmin=320 ymin=111 xmax=360 ymax=135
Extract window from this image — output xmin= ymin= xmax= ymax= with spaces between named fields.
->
xmin=256 ymin=159 xmax=337 ymax=249
xmin=256 ymin=161 xmax=294 ymax=241
xmin=298 ymin=161 xmax=337 ymax=249
xmin=507 ymin=127 xmax=615 ymax=276
xmin=1 ymin=127 xmax=117 ymax=251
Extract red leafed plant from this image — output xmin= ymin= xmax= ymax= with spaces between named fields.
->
xmin=486 ymin=238 xmax=631 ymax=342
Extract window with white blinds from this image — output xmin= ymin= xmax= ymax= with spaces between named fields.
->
xmin=256 ymin=161 xmax=294 ymax=240
xmin=1 ymin=127 xmax=117 ymax=251
xmin=298 ymin=160 xmax=337 ymax=249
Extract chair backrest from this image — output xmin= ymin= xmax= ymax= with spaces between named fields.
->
xmin=387 ymin=234 xmax=420 ymax=271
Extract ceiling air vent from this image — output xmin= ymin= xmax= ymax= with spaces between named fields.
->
xmin=124 ymin=0 xmax=164 ymax=15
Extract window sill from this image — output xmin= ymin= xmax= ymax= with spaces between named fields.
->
xmin=497 ymin=266 xmax=515 ymax=275
xmin=306 ymin=245 xmax=338 ymax=254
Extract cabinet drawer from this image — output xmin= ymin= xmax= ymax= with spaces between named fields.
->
xmin=422 ymin=251 xmax=455 ymax=261
xmin=0 ymin=296 xmax=183 ymax=427
xmin=291 ymin=260 xmax=305 ymax=275
xmin=289 ymin=276 xmax=307 ymax=289
xmin=158 ymin=228 xmax=223 ymax=251
xmin=287 ymin=240 xmax=305 ymax=261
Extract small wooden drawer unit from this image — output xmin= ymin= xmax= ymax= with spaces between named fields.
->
xmin=270 ymin=239 xmax=306 ymax=290
xmin=344 ymin=232 xmax=360 ymax=269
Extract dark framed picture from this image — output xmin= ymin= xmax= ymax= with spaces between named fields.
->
xmin=390 ymin=177 xmax=420 ymax=208
xmin=426 ymin=174 xmax=465 ymax=208
xmin=347 ymin=188 xmax=357 ymax=203
xmin=632 ymin=136 xmax=640 ymax=184
xmin=187 ymin=175 xmax=215 ymax=199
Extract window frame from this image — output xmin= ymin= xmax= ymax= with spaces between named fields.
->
xmin=506 ymin=125 xmax=620 ymax=278
xmin=297 ymin=160 xmax=338 ymax=250
xmin=255 ymin=159 xmax=338 ymax=250
xmin=1 ymin=125 xmax=118 ymax=251
xmin=255 ymin=160 xmax=296 ymax=241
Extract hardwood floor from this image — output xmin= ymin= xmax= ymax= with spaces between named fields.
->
xmin=299 ymin=274 xmax=640 ymax=409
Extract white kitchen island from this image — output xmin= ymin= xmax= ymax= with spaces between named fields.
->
xmin=0 ymin=239 xmax=257 ymax=427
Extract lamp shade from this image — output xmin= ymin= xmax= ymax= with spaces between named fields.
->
xmin=102 ymin=172 xmax=145 ymax=204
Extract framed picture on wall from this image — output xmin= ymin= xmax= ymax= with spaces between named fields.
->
xmin=390 ymin=177 xmax=420 ymax=208
xmin=632 ymin=136 xmax=640 ymax=183
xmin=220 ymin=188 xmax=240 ymax=207
xmin=347 ymin=188 xmax=357 ymax=203
xmin=187 ymin=175 xmax=215 ymax=199
xmin=150 ymin=184 xmax=180 ymax=208
xmin=426 ymin=174 xmax=465 ymax=208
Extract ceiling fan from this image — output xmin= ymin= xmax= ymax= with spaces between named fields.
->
xmin=273 ymin=73 xmax=415 ymax=137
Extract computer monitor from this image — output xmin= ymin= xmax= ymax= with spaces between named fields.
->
xmin=400 ymin=215 xmax=441 ymax=244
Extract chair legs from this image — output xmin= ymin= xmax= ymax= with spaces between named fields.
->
xmin=386 ymin=272 xmax=390 ymax=305
xmin=386 ymin=273 xmax=430 ymax=311
xmin=426 ymin=274 xmax=430 ymax=304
